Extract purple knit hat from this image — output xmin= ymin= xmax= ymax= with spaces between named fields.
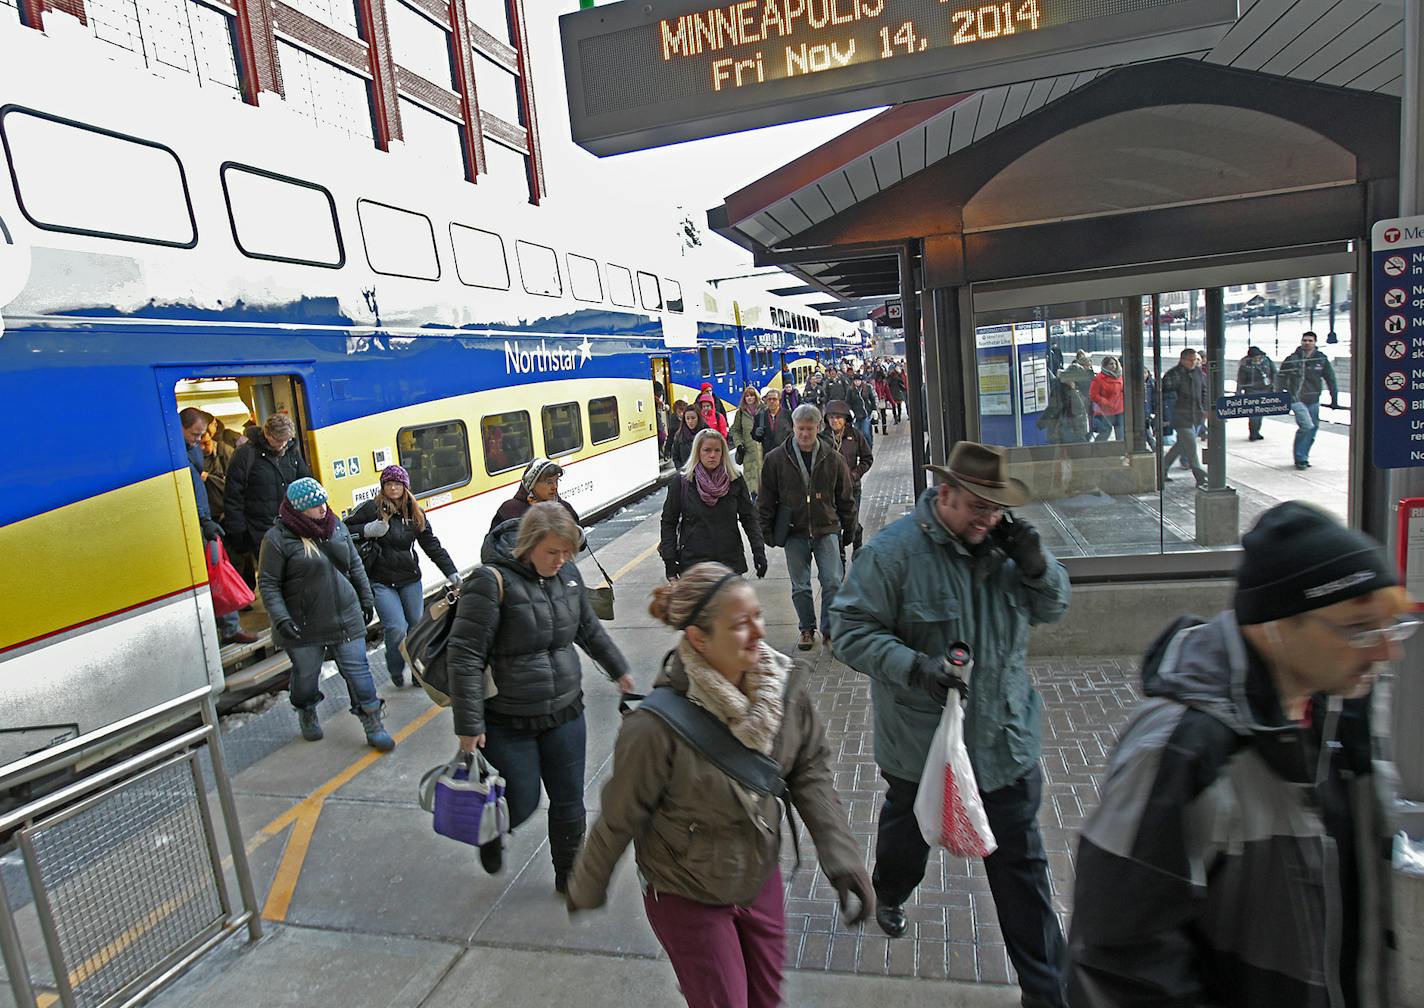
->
xmin=380 ymin=464 xmax=410 ymax=487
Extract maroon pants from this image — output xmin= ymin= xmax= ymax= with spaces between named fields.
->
xmin=644 ymin=869 xmax=785 ymax=1008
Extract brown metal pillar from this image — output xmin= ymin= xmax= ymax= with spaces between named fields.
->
xmin=505 ymin=0 xmax=544 ymax=202
xmin=356 ymin=0 xmax=402 ymax=148
xmin=448 ymin=0 xmax=486 ymax=179
xmin=232 ymin=0 xmax=281 ymax=104
xmin=900 ymin=242 xmax=929 ymax=497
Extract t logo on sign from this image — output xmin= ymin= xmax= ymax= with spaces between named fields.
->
xmin=1385 ymin=227 xmax=1402 ymax=243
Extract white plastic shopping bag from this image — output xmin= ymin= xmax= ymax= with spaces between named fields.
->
xmin=913 ymin=700 xmax=997 ymax=857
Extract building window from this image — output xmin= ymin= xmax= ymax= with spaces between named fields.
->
xmin=387 ymin=0 xmax=455 ymax=90
xmin=472 ymin=52 xmax=522 ymax=124
xmin=84 ymin=0 xmax=241 ymax=96
xmin=516 ymin=240 xmax=561 ymax=297
xmin=358 ymin=199 xmax=439 ymax=280
xmin=481 ymin=411 xmax=533 ymax=475
xmin=222 ymin=164 xmax=343 ymax=267
xmin=589 ymin=396 xmax=619 ymax=444
xmin=398 ymin=98 xmax=466 ymax=180
xmin=607 ymin=264 xmax=636 ymax=307
xmin=451 ymin=223 xmax=509 ymax=289
xmin=0 ymin=109 xmax=196 ymax=247
xmin=637 ymin=271 xmax=662 ymax=311
xmin=397 ymin=420 xmax=471 ymax=496
xmin=541 ymin=402 xmax=582 ymax=457
xmin=567 ymin=254 xmax=603 ymax=302
xmin=665 ymin=278 xmax=684 ymax=313
xmin=278 ymin=41 xmax=375 ymax=141
xmin=470 ymin=0 xmax=512 ymax=46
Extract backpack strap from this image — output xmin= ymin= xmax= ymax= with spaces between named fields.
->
xmin=638 ymin=687 xmax=786 ymax=798
xmin=487 ymin=566 xmax=503 ymax=603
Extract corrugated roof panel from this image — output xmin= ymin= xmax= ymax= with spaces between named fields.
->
xmin=764 ymin=195 xmax=816 ymax=233
xmin=1374 ymin=73 xmax=1404 ymax=95
xmin=1206 ymin=0 xmax=1295 ymax=66
xmin=1258 ymin=0 xmax=1363 ymax=75
xmin=974 ymin=86 xmax=1011 ymax=141
xmin=869 ymin=142 xmax=904 ymax=190
xmin=1317 ymin=25 xmax=1402 ymax=85
xmin=740 ymin=216 xmax=790 ymax=246
xmin=843 ymin=158 xmax=880 ymax=203
xmin=818 ymin=172 xmax=857 ymax=214
xmin=1290 ymin=5 xmax=1400 ymax=80
xmin=999 ymin=79 xmax=1037 ymax=129
xmin=899 ymin=127 xmax=928 ymax=176
xmin=924 ymin=109 xmax=956 ymax=163
xmin=792 ymin=185 xmax=837 ymax=223
xmin=1347 ymin=49 xmax=1404 ymax=90
xmin=1226 ymin=0 xmax=1343 ymax=71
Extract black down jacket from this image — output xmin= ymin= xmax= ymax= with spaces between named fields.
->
xmin=446 ymin=519 xmax=630 ymax=737
xmin=344 ymin=498 xmax=458 ymax=587
xmin=223 ymin=439 xmax=313 ymax=551
xmin=257 ymin=521 xmax=374 ymax=648
xmin=659 ymin=475 xmax=766 ymax=577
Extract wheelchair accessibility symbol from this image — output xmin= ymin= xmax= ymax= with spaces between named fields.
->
xmin=1385 ymin=314 xmax=1408 ymax=334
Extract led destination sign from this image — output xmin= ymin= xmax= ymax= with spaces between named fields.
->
xmin=561 ymin=0 xmax=1238 ymax=155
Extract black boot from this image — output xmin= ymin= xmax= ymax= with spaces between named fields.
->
xmin=549 ymin=814 xmax=586 ymax=895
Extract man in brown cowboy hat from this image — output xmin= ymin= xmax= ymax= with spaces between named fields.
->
xmin=830 ymin=441 xmax=1071 ymax=1008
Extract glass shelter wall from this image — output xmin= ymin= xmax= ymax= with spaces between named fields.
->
xmin=969 ymin=275 xmax=1354 ymax=561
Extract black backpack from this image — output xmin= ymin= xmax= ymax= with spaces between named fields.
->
xmin=402 ymin=568 xmax=502 ymax=707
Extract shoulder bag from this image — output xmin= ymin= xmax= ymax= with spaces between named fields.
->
xmin=585 ymin=543 xmax=615 ymax=621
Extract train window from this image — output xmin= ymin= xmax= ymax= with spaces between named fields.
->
xmin=397 ymin=420 xmax=471 ymax=497
xmin=567 ymin=253 xmax=603 ymax=302
xmin=0 ymin=108 xmax=196 ymax=247
xmin=637 ymin=271 xmax=662 ymax=311
xmin=665 ymin=279 xmax=684 ymax=313
xmin=451 ymin=223 xmax=509 ymax=289
xmin=589 ymin=396 xmax=619 ymax=444
xmin=221 ymin=164 xmax=343 ymax=268
xmin=358 ymin=199 xmax=439 ymax=280
xmin=724 ymin=344 xmax=736 ymax=375
xmin=542 ymin=402 xmax=582 ymax=457
xmin=481 ymin=411 xmax=532 ymax=475
xmin=517 ymin=240 xmax=562 ymax=297
xmin=607 ymin=264 xmax=636 ymax=307
xmin=711 ymin=346 xmax=726 ymax=375
xmin=699 ymin=347 xmax=711 ymax=377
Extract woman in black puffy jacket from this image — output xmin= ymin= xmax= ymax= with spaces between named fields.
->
xmin=446 ymin=502 xmax=633 ymax=888
xmin=660 ymin=429 xmax=766 ymax=581
xmin=344 ymin=465 xmax=460 ymax=687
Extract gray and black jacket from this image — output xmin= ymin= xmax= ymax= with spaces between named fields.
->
xmin=1068 ymin=611 xmax=1394 ymax=1008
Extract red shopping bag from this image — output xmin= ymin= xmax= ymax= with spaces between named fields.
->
xmin=207 ymin=539 xmax=255 ymax=617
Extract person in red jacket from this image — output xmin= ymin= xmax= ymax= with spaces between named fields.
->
xmin=872 ymin=372 xmax=892 ymax=435
xmin=1089 ymin=356 xmax=1126 ymax=442
xmin=697 ymin=389 xmax=729 ymax=439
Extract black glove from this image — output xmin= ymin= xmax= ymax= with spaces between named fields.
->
xmin=754 ymin=556 xmax=768 ymax=579
xmin=910 ymin=653 xmax=969 ymax=707
xmin=362 ymin=605 xmax=375 ymax=625
xmin=665 ymin=563 xmax=679 ymax=580
xmin=992 ymin=514 xmax=1048 ymax=580
xmin=200 ymin=517 xmax=223 ymax=542
xmin=277 ymin=619 xmax=300 ymax=639
xmin=830 ymin=867 xmax=875 ymax=926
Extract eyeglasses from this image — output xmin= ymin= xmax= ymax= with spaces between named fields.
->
xmin=964 ymin=498 xmax=1005 ymax=519
xmin=1304 ymin=614 xmax=1420 ymax=650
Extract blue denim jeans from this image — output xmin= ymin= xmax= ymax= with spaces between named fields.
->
xmin=287 ymin=636 xmax=379 ymax=714
xmin=372 ymin=579 xmax=425 ymax=680
xmin=216 ymin=609 xmax=242 ymax=638
xmin=1291 ymin=399 xmax=1320 ymax=464
xmin=482 ymin=712 xmax=587 ymax=829
xmin=784 ymin=533 xmax=843 ymax=635
xmin=1091 ymin=413 xmax=1123 ymax=441
xmin=857 ymin=417 xmax=874 ymax=447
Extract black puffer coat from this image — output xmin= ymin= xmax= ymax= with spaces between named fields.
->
xmin=257 ymin=520 xmax=374 ymax=648
xmin=447 ymin=520 xmax=630 ymax=737
xmin=659 ymin=474 xmax=766 ymax=577
xmin=224 ymin=438 xmax=312 ymax=551
xmin=344 ymin=498 xmax=458 ymax=587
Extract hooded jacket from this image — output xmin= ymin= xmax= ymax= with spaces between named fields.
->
xmin=1278 ymin=347 xmax=1340 ymax=405
xmin=223 ymin=436 xmax=313 ymax=550
xmin=1068 ymin=611 xmax=1394 ymax=1008
xmin=1089 ymin=369 xmax=1124 ymax=416
xmin=344 ymin=497 xmax=458 ymax=587
xmin=257 ymin=518 xmax=373 ymax=648
xmin=568 ymin=646 xmax=863 ymax=908
xmin=829 ymin=488 xmax=1070 ymax=791
xmin=821 ymin=422 xmax=873 ymax=486
xmin=445 ymin=519 xmax=629 ymax=736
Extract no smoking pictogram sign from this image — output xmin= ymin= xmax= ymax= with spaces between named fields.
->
xmin=1386 ymin=397 xmax=1409 ymax=417
xmin=1386 ymin=371 xmax=1408 ymax=391
xmin=1386 ymin=255 xmax=1409 ymax=276
xmin=1386 ymin=288 xmax=1408 ymax=308
xmin=1387 ymin=339 xmax=1408 ymax=360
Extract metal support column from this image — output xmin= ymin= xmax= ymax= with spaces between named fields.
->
xmin=202 ymin=696 xmax=263 ymax=941
xmin=900 ymin=243 xmax=929 ymax=497
xmin=1203 ymin=288 xmax=1227 ymax=487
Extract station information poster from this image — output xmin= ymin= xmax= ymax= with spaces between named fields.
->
xmin=1371 ymin=216 xmax=1424 ymax=468
xmin=1400 ymin=498 xmax=1424 ymax=607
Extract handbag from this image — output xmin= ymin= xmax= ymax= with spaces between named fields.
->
xmin=735 ymin=442 xmax=746 ymax=465
xmin=404 ymin=569 xmax=502 ymax=706
xmin=419 ymin=750 xmax=508 ymax=848
xmin=207 ymin=539 xmax=255 ymax=617
xmin=584 ymin=545 xmax=615 ymax=621
xmin=913 ymin=698 xmax=997 ymax=858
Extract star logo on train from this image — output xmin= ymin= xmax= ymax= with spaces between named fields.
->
xmin=578 ymin=335 xmax=593 ymax=366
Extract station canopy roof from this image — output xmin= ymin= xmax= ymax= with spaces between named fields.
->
xmin=708 ymin=0 xmax=1407 ymax=313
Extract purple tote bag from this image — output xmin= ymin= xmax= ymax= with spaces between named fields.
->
xmin=419 ymin=751 xmax=508 ymax=847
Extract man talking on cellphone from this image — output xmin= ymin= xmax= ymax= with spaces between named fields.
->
xmin=830 ymin=442 xmax=1071 ymax=1008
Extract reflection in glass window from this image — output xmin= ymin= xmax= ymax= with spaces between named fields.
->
xmin=451 ymin=224 xmax=508 ymax=288
xmin=223 ymin=165 xmax=342 ymax=266
xmin=567 ymin=254 xmax=603 ymax=302
xmin=516 ymin=240 xmax=561 ymax=297
xmin=398 ymin=98 xmax=465 ymax=180
xmin=481 ymin=411 xmax=532 ymax=475
xmin=589 ymin=396 xmax=619 ymax=444
xmin=665 ymin=278 xmax=684 ymax=312
xmin=397 ymin=420 xmax=470 ymax=496
xmin=608 ymin=264 xmax=636 ymax=307
xmin=637 ymin=271 xmax=662 ymax=311
xmin=711 ymin=346 xmax=727 ymax=375
xmin=542 ymin=402 xmax=582 ymax=457
xmin=386 ymin=0 xmax=453 ymax=90
xmin=1 ymin=109 xmax=195 ymax=246
xmin=358 ymin=199 xmax=439 ymax=279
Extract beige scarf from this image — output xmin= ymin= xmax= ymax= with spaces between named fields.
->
xmin=678 ymin=638 xmax=789 ymax=755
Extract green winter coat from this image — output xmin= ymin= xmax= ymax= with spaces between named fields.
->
xmin=728 ymin=406 xmax=764 ymax=495
xmin=829 ymin=488 xmax=1070 ymax=792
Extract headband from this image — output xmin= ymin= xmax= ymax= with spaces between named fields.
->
xmin=678 ymin=572 xmax=739 ymax=631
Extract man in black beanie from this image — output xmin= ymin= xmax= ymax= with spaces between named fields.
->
xmin=1068 ymin=501 xmax=1414 ymax=1008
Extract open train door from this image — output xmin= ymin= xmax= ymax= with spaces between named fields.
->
xmin=650 ymin=356 xmax=671 ymax=462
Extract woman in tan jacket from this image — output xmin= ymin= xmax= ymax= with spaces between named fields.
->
xmin=567 ymin=563 xmax=872 ymax=1008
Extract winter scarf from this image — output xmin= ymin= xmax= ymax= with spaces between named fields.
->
xmin=693 ymin=461 xmax=731 ymax=507
xmin=678 ymin=638 xmax=788 ymax=755
xmin=278 ymin=499 xmax=338 ymax=540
